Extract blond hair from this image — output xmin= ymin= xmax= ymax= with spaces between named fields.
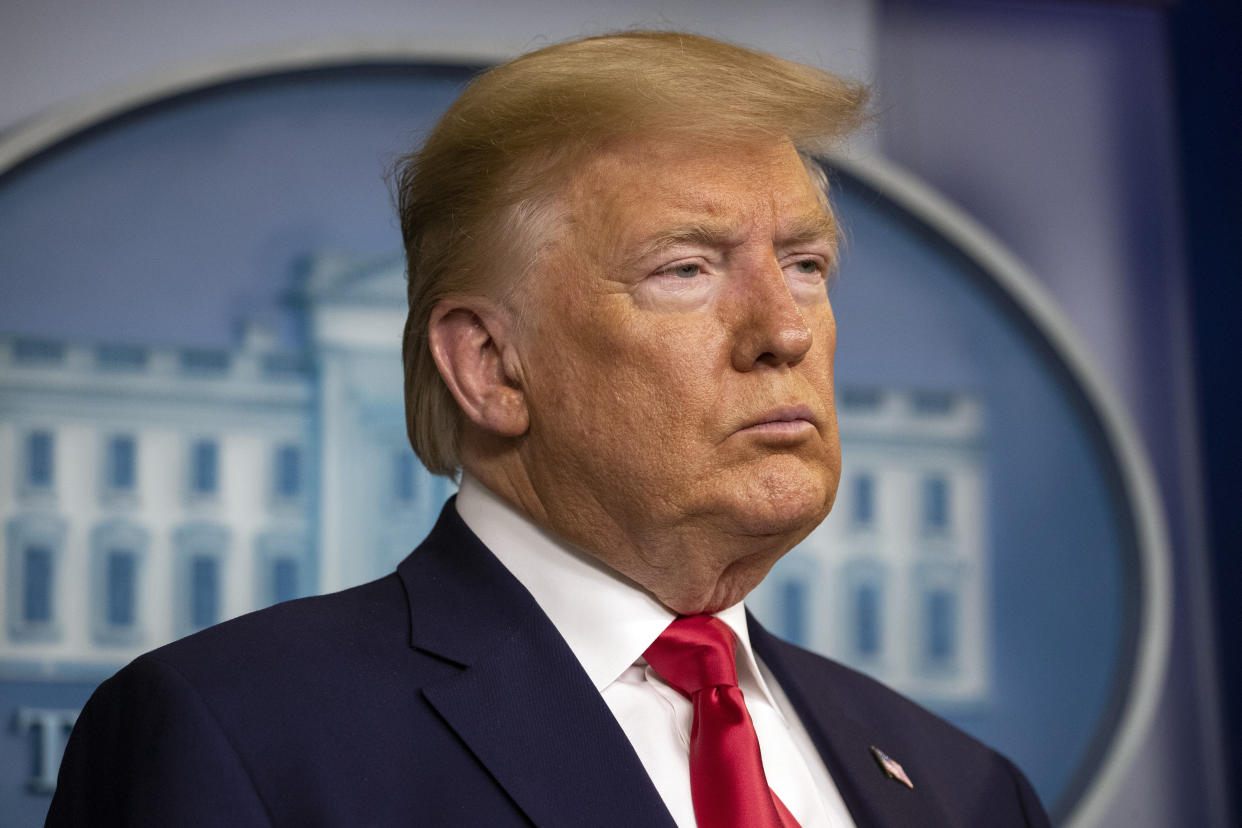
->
xmin=397 ymin=30 xmax=868 ymax=475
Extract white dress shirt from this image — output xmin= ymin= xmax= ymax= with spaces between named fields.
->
xmin=455 ymin=474 xmax=856 ymax=828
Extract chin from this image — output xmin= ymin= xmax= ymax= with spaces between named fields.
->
xmin=659 ymin=564 xmax=770 ymax=616
xmin=725 ymin=459 xmax=837 ymax=539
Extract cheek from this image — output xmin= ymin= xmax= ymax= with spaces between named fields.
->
xmin=807 ymin=308 xmax=838 ymax=375
xmin=563 ymin=326 xmax=726 ymax=463
xmin=628 ymin=323 xmax=730 ymax=410
xmin=810 ymin=301 xmax=837 ymax=348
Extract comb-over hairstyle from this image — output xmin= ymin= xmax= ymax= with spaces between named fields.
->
xmin=397 ymin=30 xmax=869 ymax=475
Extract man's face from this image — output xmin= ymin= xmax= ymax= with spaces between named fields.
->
xmin=512 ymin=137 xmax=841 ymax=614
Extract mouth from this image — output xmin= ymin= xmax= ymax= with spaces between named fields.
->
xmin=738 ymin=404 xmax=818 ymax=436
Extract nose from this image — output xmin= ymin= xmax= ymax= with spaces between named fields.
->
xmin=728 ymin=258 xmax=815 ymax=372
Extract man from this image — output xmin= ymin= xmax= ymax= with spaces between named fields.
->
xmin=49 ymin=32 xmax=1050 ymax=827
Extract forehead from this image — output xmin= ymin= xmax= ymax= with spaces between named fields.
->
xmin=560 ymin=137 xmax=833 ymax=249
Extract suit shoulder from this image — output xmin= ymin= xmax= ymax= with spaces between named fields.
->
xmin=764 ymin=632 xmax=989 ymax=751
xmin=130 ymin=573 xmax=410 ymax=694
xmin=757 ymin=632 xmax=1051 ymax=827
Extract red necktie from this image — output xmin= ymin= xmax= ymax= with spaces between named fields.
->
xmin=643 ymin=615 xmax=802 ymax=828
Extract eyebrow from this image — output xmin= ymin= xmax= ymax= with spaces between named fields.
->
xmin=627 ymin=211 xmax=839 ymax=267
xmin=628 ymin=222 xmax=741 ymax=265
xmin=777 ymin=212 xmax=840 ymax=249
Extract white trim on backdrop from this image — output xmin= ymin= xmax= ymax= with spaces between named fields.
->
xmin=828 ymin=152 xmax=1171 ymax=828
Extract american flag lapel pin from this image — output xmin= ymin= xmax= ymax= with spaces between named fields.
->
xmin=870 ymin=746 xmax=914 ymax=789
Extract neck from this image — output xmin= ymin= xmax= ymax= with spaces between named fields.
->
xmin=460 ymin=454 xmax=796 ymax=615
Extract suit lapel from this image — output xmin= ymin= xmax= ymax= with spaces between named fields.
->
xmin=399 ymin=502 xmax=676 ymax=828
xmin=749 ymin=617 xmax=954 ymax=828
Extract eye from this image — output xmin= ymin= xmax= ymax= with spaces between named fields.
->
xmin=665 ymin=263 xmax=702 ymax=279
xmin=781 ymin=255 xmax=833 ymax=301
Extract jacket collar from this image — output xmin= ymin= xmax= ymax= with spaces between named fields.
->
xmin=749 ymin=616 xmax=955 ymax=828
xmin=397 ymin=499 xmax=677 ymax=828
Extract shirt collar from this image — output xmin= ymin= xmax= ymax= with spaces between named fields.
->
xmin=454 ymin=474 xmax=783 ymax=714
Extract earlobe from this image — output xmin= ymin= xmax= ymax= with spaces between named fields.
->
xmin=428 ymin=301 xmax=530 ymax=438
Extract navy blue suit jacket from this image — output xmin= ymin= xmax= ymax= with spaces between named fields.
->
xmin=48 ymin=501 xmax=1050 ymax=827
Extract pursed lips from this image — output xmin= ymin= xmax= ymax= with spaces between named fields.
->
xmin=738 ymin=404 xmax=818 ymax=435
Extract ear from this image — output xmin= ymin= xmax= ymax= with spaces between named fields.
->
xmin=428 ymin=299 xmax=529 ymax=438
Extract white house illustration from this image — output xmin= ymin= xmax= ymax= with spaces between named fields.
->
xmin=0 ymin=254 xmax=988 ymax=806
xmin=748 ymin=385 xmax=990 ymax=704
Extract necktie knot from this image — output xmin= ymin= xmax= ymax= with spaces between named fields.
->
xmin=643 ymin=615 xmax=738 ymax=697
